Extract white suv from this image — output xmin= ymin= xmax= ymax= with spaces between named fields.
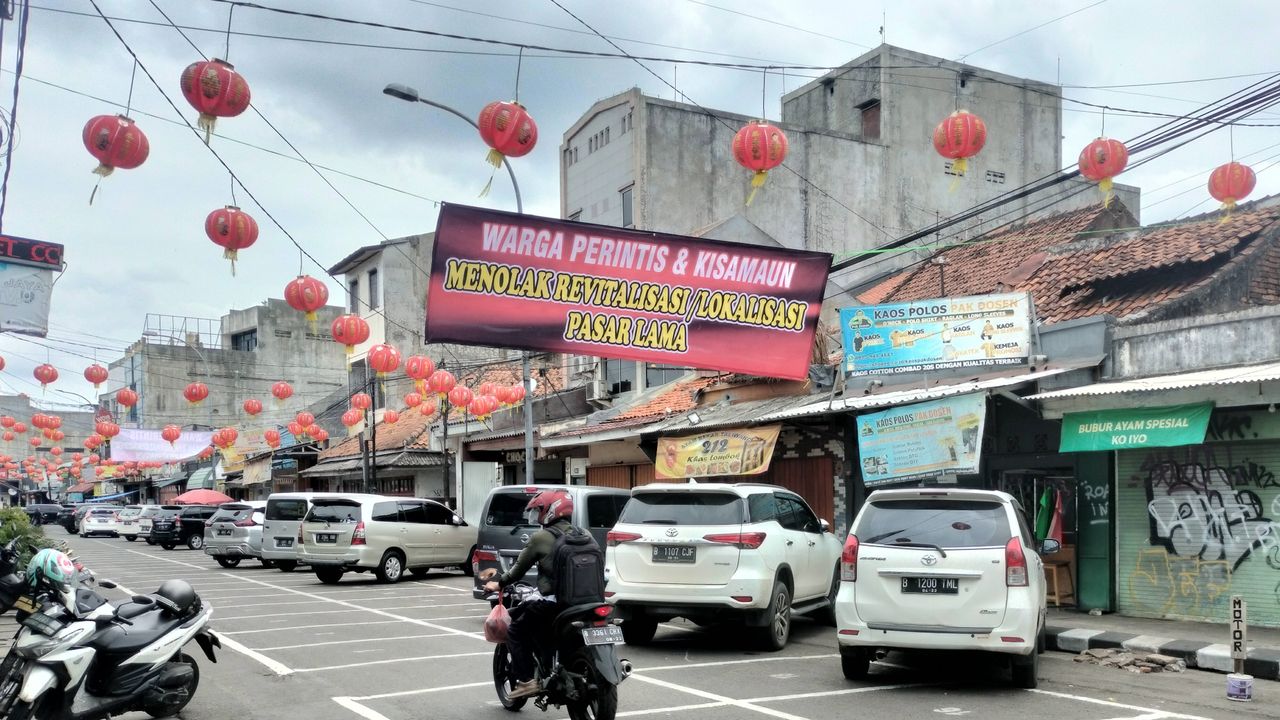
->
xmin=836 ymin=489 xmax=1051 ymax=688
xmin=605 ymin=482 xmax=842 ymax=651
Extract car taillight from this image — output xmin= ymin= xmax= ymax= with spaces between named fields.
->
xmin=606 ymin=531 xmax=641 ymax=547
xmin=297 ymin=525 xmax=304 ymax=543
xmin=473 ymin=550 xmax=498 ymax=563
xmin=351 ymin=521 xmax=367 ymax=546
xmin=1005 ymin=537 xmax=1028 ymax=587
xmin=702 ymin=532 xmax=766 ymax=549
xmin=840 ymin=534 xmax=859 ymax=582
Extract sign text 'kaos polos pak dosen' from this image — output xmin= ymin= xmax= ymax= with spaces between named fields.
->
xmin=425 ymin=205 xmax=832 ymax=380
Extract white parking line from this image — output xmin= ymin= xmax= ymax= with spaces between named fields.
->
xmin=219 ymin=620 xmax=405 ymax=636
xmin=255 ymin=632 xmax=457 ymax=652
xmin=294 ymin=650 xmax=491 ymax=673
xmin=211 ymin=631 xmax=295 ymax=677
xmin=217 ymin=609 xmax=368 ymax=622
xmin=1027 ymin=689 xmax=1212 ymax=720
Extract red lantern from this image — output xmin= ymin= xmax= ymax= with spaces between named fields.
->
xmin=50 ymin=447 xmax=63 ymax=457
xmin=284 ymin=275 xmax=330 ymax=324
xmin=12 ymin=422 xmax=24 ymax=435
xmin=448 ymin=386 xmax=473 ymax=409
xmin=350 ymin=392 xmax=372 ymax=411
xmin=493 ymin=386 xmax=513 ymax=406
xmin=161 ymin=425 xmax=182 ymax=447
xmin=72 ymin=452 xmax=82 ymax=463
xmin=27 ymin=437 xmax=39 ymax=448
xmin=97 ymin=421 xmax=120 ymax=439
xmin=116 ymin=388 xmax=138 ymax=409
xmin=1209 ymin=161 xmax=1257 ymax=212
xmin=341 ymin=409 xmax=362 ymax=428
xmin=198 ymin=446 xmax=214 ymax=460
xmin=82 ymin=114 xmax=149 ymax=179
xmin=731 ymin=120 xmax=789 ymax=205
xmin=295 ymin=412 xmax=315 ymax=428
xmin=216 ymin=427 xmax=238 ymax=449
xmin=264 ymin=429 xmax=281 ymax=448
xmin=932 ymin=110 xmax=987 ymax=176
xmin=205 ymin=206 xmax=259 ymax=274
xmin=243 ymin=398 xmax=263 ymax=416
xmin=271 ymin=381 xmax=293 ymax=403
xmin=1078 ymin=137 xmax=1129 ymax=207
xmin=45 ymin=416 xmax=61 ymax=431
xmin=311 ymin=428 xmax=330 ymax=443
xmin=179 ymin=58 xmax=251 ymax=141
xmin=0 ymin=417 xmax=12 ymax=429
xmin=367 ymin=344 xmax=401 ymax=376
xmin=477 ymin=382 xmax=497 ymax=399
xmin=33 ymin=364 xmax=58 ymax=388
xmin=88 ymin=454 xmax=100 ymax=464
xmin=467 ymin=397 xmax=486 ymax=418
xmin=306 ymin=424 xmax=323 ymax=438
xmin=83 ymin=364 xmax=109 ymax=389
xmin=404 ymin=392 xmax=423 ymax=408
xmin=419 ymin=397 xmax=439 ymax=417
xmin=427 ymin=369 xmax=456 ymax=398
xmin=2 ymin=432 xmax=11 ymax=443
xmin=29 ymin=414 xmax=45 ymax=430
xmin=405 ymin=356 xmax=435 ymax=391
xmin=330 ymin=314 xmax=370 ymax=355
xmin=51 ymin=430 xmax=64 ymax=442
xmin=478 ymin=100 xmax=538 ymax=169
xmin=184 ymin=382 xmax=210 ymax=406
xmin=0 ymin=356 xmax=4 ymax=372
xmin=286 ymin=421 xmax=304 ymax=437
xmin=383 ymin=409 xmax=400 ymax=425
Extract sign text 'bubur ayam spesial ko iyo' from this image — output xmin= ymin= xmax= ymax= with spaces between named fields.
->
xmin=425 ymin=204 xmax=832 ymax=380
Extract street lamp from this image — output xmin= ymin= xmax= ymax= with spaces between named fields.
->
xmin=384 ymin=83 xmax=537 ymax=488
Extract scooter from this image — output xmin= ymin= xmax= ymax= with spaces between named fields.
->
xmin=490 ymin=583 xmax=630 ymax=720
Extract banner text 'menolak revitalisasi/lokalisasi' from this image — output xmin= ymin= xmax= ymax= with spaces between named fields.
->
xmin=425 ymin=205 xmax=832 ymax=380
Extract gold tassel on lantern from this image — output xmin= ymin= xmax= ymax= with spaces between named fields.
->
xmin=745 ymin=171 xmax=768 ymax=207
xmin=198 ymin=113 xmax=216 ymax=145
xmin=224 ymin=248 xmax=238 ymax=277
xmin=479 ymin=149 xmax=504 ymax=198
xmin=1099 ymin=177 xmax=1114 ymax=209
xmin=948 ymin=157 xmax=969 ymax=193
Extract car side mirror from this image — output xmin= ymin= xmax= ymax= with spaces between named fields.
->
xmin=452 ymin=516 xmax=467 ymax=526
xmin=1040 ymin=538 xmax=1061 ymax=555
xmin=819 ymin=519 xmax=831 ymax=533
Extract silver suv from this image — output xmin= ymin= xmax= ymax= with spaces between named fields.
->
xmin=204 ymin=501 xmax=268 ymax=568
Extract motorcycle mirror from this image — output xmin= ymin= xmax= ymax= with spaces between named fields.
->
xmin=98 ymin=579 xmax=118 ymax=590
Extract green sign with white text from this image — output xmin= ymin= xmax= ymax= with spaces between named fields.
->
xmin=1059 ymin=403 xmax=1212 ymax=452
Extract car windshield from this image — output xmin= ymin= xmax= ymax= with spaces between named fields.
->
xmin=485 ymin=492 xmax=540 ymax=527
xmin=858 ymin=499 xmax=1012 ymax=549
xmin=307 ymin=501 xmax=362 ymax=524
xmin=89 ymin=509 xmax=115 ymax=516
xmin=619 ymin=492 xmax=746 ymax=526
xmin=266 ymin=498 xmax=308 ymax=521
xmin=118 ymin=508 xmax=142 ymax=519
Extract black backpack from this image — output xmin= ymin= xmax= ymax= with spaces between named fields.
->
xmin=546 ymin=526 xmax=606 ymax=606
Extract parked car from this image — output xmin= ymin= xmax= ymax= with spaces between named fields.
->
xmin=65 ymin=503 xmax=120 ymax=534
xmin=56 ymin=504 xmax=81 ymax=532
xmin=150 ymin=505 xmax=217 ymax=550
xmin=298 ymin=495 xmax=478 ymax=584
xmin=23 ymin=503 xmax=62 ymax=526
xmin=262 ymin=493 xmax=348 ymax=572
xmin=835 ymin=488 xmax=1051 ymax=688
xmin=141 ymin=506 xmax=183 ymax=545
xmin=471 ymin=484 xmax=631 ymax=599
xmin=116 ymin=505 xmax=146 ymax=541
xmin=79 ymin=507 xmax=121 ymax=537
xmin=604 ymin=482 xmax=843 ymax=651
xmin=204 ymin=501 xmax=269 ymax=568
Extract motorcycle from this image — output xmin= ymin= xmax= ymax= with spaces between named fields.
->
xmin=490 ymin=583 xmax=630 ymax=720
xmin=0 ymin=542 xmax=221 ymax=719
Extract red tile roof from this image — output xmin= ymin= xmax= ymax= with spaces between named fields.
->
xmin=319 ymin=405 xmax=434 ymax=460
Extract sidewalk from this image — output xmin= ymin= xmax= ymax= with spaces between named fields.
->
xmin=1046 ymin=607 xmax=1280 ymax=680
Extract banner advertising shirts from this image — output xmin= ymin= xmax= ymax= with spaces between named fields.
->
xmin=1058 ymin=403 xmax=1212 ymax=452
xmin=840 ymin=292 xmax=1032 ymax=376
xmin=857 ymin=393 xmax=988 ymax=486
xmin=426 ymin=204 xmax=832 ymax=381
xmin=655 ymin=425 xmax=782 ymax=480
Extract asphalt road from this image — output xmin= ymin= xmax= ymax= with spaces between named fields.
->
xmin=49 ymin=533 xmax=1273 ymax=720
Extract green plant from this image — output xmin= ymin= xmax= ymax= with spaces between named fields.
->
xmin=0 ymin=508 xmax=62 ymax=567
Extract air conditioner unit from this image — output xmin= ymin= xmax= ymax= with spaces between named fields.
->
xmin=585 ymin=377 xmax=611 ymax=406
xmin=569 ymin=459 xmax=588 ymax=477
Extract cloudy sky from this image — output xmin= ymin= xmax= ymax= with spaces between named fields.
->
xmin=1 ymin=0 xmax=1278 ymax=409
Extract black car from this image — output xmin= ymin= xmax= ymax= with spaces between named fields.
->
xmin=151 ymin=506 xmax=216 ymax=550
xmin=24 ymin=504 xmax=63 ymax=526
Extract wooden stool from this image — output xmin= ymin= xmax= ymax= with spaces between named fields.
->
xmin=1042 ymin=545 xmax=1076 ymax=607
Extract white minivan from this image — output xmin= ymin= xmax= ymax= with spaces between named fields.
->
xmin=261 ymin=492 xmax=351 ymax=572
xmin=835 ymin=489 xmax=1051 ymax=688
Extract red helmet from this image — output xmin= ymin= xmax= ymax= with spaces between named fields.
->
xmin=526 ymin=489 xmax=573 ymax=525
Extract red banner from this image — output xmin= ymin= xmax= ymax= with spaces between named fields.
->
xmin=425 ymin=204 xmax=832 ymax=380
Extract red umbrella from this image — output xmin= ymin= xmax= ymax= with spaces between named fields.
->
xmin=172 ymin=488 xmax=233 ymax=506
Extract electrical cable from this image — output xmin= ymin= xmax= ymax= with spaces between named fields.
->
xmin=0 ymin=0 xmax=28 ymax=232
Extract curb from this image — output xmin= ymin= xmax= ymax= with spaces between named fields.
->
xmin=1046 ymin=625 xmax=1280 ymax=681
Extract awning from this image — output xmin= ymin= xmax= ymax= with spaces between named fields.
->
xmin=1030 ymin=361 xmax=1280 ymax=400
xmin=66 ymin=482 xmax=94 ymax=494
xmin=187 ymin=467 xmax=215 ymax=490
xmin=300 ymin=451 xmax=444 ymax=478
xmin=88 ymin=489 xmax=139 ymax=501
xmin=152 ymin=476 xmax=185 ymax=489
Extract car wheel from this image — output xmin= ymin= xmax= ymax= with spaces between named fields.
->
xmin=621 ymin=619 xmax=658 ymax=646
xmin=757 ymin=581 xmax=792 ymax=651
xmin=125 ymin=536 xmax=137 ymax=542
xmin=459 ymin=547 xmax=476 ymax=577
xmin=275 ymin=560 xmax=298 ymax=573
xmin=64 ymin=526 xmax=76 ymax=535
xmin=216 ymin=557 xmax=241 ymax=569
xmin=79 ymin=533 xmax=88 ymax=538
xmin=410 ymin=567 xmax=432 ymax=578
xmin=840 ymin=647 xmax=870 ymax=680
xmin=145 ymin=538 xmax=156 ymax=546
xmin=1011 ymin=649 xmax=1039 ymax=689
xmin=375 ymin=551 xmax=405 ymax=584
xmin=161 ymin=543 xmax=176 ymax=551
xmin=261 ymin=559 xmax=275 ymax=569
xmin=187 ymin=534 xmax=204 ymax=551
xmin=315 ymin=567 xmax=345 ymax=585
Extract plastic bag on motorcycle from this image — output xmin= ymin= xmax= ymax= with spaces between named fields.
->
xmin=484 ymin=602 xmax=511 ymax=643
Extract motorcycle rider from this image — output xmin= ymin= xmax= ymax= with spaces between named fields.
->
xmin=480 ymin=489 xmax=576 ymax=700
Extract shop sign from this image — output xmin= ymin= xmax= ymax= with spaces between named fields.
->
xmin=655 ymin=425 xmax=781 ymax=480
xmin=839 ymin=292 xmax=1032 ymax=376
xmin=0 ymin=263 xmax=52 ymax=337
xmin=0 ymin=234 xmax=63 ymax=269
xmin=426 ymin=204 xmax=832 ymax=380
xmin=1059 ymin=403 xmax=1212 ymax=452
xmin=857 ymin=393 xmax=987 ymax=486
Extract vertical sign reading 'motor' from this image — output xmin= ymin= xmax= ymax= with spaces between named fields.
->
xmin=425 ymin=204 xmax=832 ymax=380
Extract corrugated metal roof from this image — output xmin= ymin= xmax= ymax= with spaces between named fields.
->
xmin=1029 ymin=361 xmax=1280 ymax=400
xmin=301 ymin=451 xmax=444 ymax=477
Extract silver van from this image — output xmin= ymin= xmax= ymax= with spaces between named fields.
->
xmin=298 ymin=494 xmax=479 ymax=584
xmin=471 ymin=485 xmax=631 ymax=599
xmin=204 ymin=501 xmax=268 ymax=568
xmin=261 ymin=492 xmax=352 ymax=572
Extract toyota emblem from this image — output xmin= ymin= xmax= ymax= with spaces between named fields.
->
xmin=519 ymin=533 xmax=531 ymax=545
xmin=665 ymin=527 xmax=679 ymax=538
xmin=920 ymin=554 xmax=938 ymax=566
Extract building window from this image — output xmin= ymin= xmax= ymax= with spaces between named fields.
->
xmin=589 ymin=137 xmax=595 ymax=153
xmin=620 ymin=185 xmax=633 ymax=228
xmin=573 ymin=147 xmax=578 ymax=162
xmin=348 ymin=279 xmax=360 ymax=313
xmin=231 ymin=329 xmax=258 ymax=352
xmin=604 ymin=358 xmax=631 ymax=395
xmin=645 ymin=363 xmax=685 ymax=389
xmin=859 ymin=99 xmax=880 ymax=141
xmin=564 ymin=147 xmax=574 ymax=166
xmin=605 ymin=126 xmax=610 ymax=144
xmin=367 ymin=269 xmax=380 ymax=310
